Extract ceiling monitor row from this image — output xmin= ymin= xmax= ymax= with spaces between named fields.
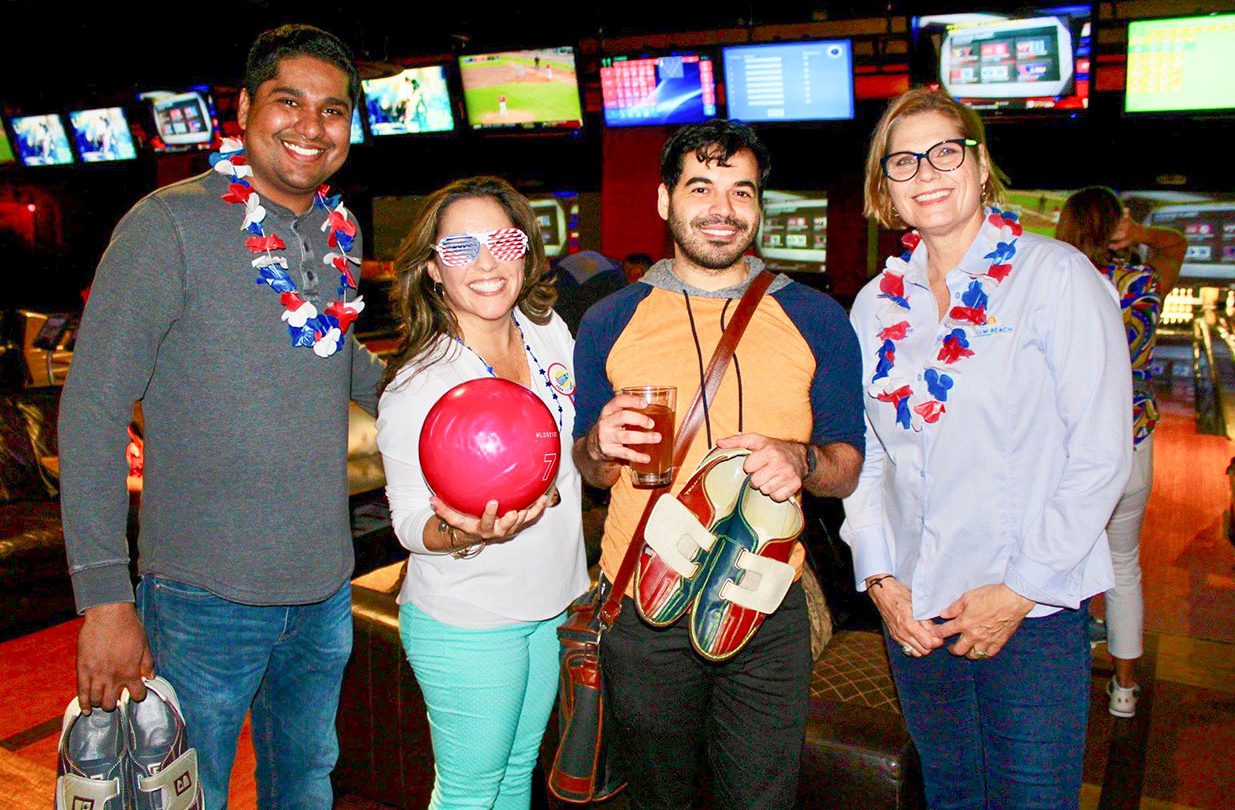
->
xmin=5 ymin=14 xmax=1235 ymax=167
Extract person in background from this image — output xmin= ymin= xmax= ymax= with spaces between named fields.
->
xmin=60 ymin=24 xmax=382 ymax=807
xmin=376 ymin=175 xmax=589 ymax=809
xmin=552 ymin=249 xmax=626 ymax=335
xmin=622 ymin=251 xmax=654 ymax=283
xmin=1056 ymin=186 xmax=1186 ymax=718
xmin=842 ymin=88 xmax=1131 ymax=809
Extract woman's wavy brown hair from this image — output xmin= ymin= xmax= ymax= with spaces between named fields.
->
xmin=1055 ymin=186 xmax=1124 ymax=268
xmin=379 ymin=176 xmax=557 ymax=393
xmin=863 ymin=87 xmax=1010 ymax=230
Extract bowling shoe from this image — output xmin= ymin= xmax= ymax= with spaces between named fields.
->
xmin=55 ymin=698 xmax=129 ymax=810
xmin=125 ymin=676 xmax=204 ymax=810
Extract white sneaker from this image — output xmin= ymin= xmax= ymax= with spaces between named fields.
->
xmin=55 ymin=697 xmax=128 ymax=810
xmin=1107 ymin=678 xmax=1140 ymax=718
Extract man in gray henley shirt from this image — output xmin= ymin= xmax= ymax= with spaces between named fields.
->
xmin=58 ymin=25 xmax=383 ymax=807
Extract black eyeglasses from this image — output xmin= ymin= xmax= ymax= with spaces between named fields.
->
xmin=880 ymin=138 xmax=979 ymax=182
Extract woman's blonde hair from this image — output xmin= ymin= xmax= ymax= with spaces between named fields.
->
xmin=380 ymin=176 xmax=556 ymax=393
xmin=863 ymin=87 xmax=1010 ymax=230
xmin=1055 ymin=186 xmax=1124 ymax=268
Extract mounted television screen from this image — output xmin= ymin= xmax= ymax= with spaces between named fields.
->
xmin=600 ymin=53 xmax=717 ymax=127
xmin=137 ymin=87 xmax=220 ymax=152
xmin=1125 ymin=14 xmax=1235 ymax=114
xmin=913 ymin=5 xmax=1091 ymax=112
xmin=1003 ymin=189 xmax=1075 ymax=235
xmin=527 ymin=193 xmax=580 ymax=257
xmin=0 ymin=124 xmax=15 ymax=164
xmin=11 ymin=115 xmax=74 ymax=166
xmin=350 ymin=104 xmax=365 ymax=144
xmin=757 ymin=191 xmax=828 ymax=272
xmin=459 ymin=47 xmax=583 ymax=131
xmin=68 ymin=107 xmax=137 ymax=162
xmin=362 ymin=65 xmax=455 ymax=135
xmin=722 ymin=40 xmax=854 ymax=122
xmin=1123 ymin=192 xmax=1235 ymax=281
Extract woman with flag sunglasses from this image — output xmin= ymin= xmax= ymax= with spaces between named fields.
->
xmin=374 ymin=176 xmax=589 ymax=809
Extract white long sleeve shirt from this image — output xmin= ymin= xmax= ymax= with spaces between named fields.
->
xmin=376 ymin=310 xmax=589 ymax=627
xmin=841 ymin=218 xmax=1132 ymax=620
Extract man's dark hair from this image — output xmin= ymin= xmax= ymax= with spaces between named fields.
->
xmin=245 ymin=24 xmax=361 ymax=106
xmin=624 ymin=252 xmax=654 ymax=266
xmin=660 ymin=120 xmax=771 ymax=198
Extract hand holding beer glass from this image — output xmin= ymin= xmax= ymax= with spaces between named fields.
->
xmin=617 ymin=385 xmax=676 ymax=487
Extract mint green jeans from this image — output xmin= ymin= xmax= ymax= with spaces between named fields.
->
xmin=400 ymin=603 xmax=566 ymax=810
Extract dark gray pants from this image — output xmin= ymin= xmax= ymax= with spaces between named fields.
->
xmin=600 ymin=581 xmax=812 ymax=810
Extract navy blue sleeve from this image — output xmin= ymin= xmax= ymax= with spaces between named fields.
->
xmin=774 ymin=284 xmax=865 ymax=455
xmin=572 ymin=283 xmax=653 ymax=441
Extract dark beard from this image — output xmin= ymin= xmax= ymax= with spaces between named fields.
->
xmin=667 ymin=208 xmax=756 ymax=271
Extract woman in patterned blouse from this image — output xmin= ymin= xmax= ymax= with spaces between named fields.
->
xmin=1057 ymin=187 xmax=1186 ymax=718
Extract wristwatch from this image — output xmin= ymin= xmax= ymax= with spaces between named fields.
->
xmin=803 ymin=443 xmax=817 ymax=478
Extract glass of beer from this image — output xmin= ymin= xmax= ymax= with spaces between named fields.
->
xmin=619 ymin=385 xmax=676 ymax=487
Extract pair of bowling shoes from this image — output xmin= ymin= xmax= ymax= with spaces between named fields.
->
xmin=55 ymin=676 xmax=203 ymax=810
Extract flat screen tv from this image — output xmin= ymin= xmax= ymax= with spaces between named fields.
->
xmin=350 ymin=104 xmax=365 ymax=144
xmin=68 ymin=107 xmax=137 ymax=162
xmin=722 ymin=40 xmax=854 ymax=122
xmin=362 ymin=65 xmax=455 ymax=135
xmin=527 ymin=193 xmax=580 ymax=257
xmin=1002 ymin=189 xmax=1075 ymax=236
xmin=913 ymin=5 xmax=1091 ymax=112
xmin=0 ymin=124 xmax=15 ymax=164
xmin=757 ymin=191 xmax=828 ymax=272
xmin=459 ymin=47 xmax=583 ymax=131
xmin=600 ymin=53 xmax=717 ymax=127
xmin=11 ymin=114 xmax=74 ymax=166
xmin=137 ymin=87 xmax=220 ymax=152
xmin=1125 ymin=14 xmax=1235 ymax=114
xmin=1121 ymin=191 xmax=1235 ymax=281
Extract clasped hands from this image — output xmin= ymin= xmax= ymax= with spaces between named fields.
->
xmin=868 ymin=576 xmax=1034 ymax=661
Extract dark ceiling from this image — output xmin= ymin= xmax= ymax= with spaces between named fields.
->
xmin=4 ymin=0 xmax=924 ymax=108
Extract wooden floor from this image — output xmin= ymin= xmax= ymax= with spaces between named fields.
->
xmin=4 ymin=381 xmax=1234 ymax=809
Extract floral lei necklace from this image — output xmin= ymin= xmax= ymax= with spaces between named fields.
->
xmin=210 ymin=137 xmax=364 ymax=358
xmin=870 ymin=207 xmax=1023 ymax=430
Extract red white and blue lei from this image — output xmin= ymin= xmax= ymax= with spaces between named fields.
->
xmin=210 ymin=137 xmax=364 ymax=358
xmin=869 ymin=207 xmax=1023 ymax=430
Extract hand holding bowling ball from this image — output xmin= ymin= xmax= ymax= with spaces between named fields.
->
xmin=429 ymin=489 xmax=554 ymax=553
xmin=419 ymin=377 xmax=562 ymax=519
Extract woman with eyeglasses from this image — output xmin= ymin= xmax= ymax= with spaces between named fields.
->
xmin=1056 ymin=187 xmax=1186 ymax=720
xmin=375 ymin=176 xmax=589 ymax=809
xmin=841 ymin=87 xmax=1133 ymax=808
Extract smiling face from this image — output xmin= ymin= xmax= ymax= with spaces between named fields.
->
xmin=427 ymin=196 xmax=526 ymax=335
xmin=237 ymin=55 xmax=352 ymax=213
xmin=885 ymin=111 xmax=988 ymax=243
xmin=658 ymin=147 xmax=761 ymax=288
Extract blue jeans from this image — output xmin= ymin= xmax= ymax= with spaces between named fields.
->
xmin=400 ymin=603 xmax=566 ymax=810
xmin=137 ymin=576 xmax=352 ymax=810
xmin=885 ymin=603 xmax=1091 ymax=810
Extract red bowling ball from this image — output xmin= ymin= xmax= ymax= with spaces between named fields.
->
xmin=419 ymin=378 xmax=561 ymax=517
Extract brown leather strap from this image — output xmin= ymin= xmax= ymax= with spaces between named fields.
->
xmin=599 ymin=269 xmax=774 ymax=628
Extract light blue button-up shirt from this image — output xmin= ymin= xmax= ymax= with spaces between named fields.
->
xmin=841 ymin=216 xmax=1132 ymax=620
